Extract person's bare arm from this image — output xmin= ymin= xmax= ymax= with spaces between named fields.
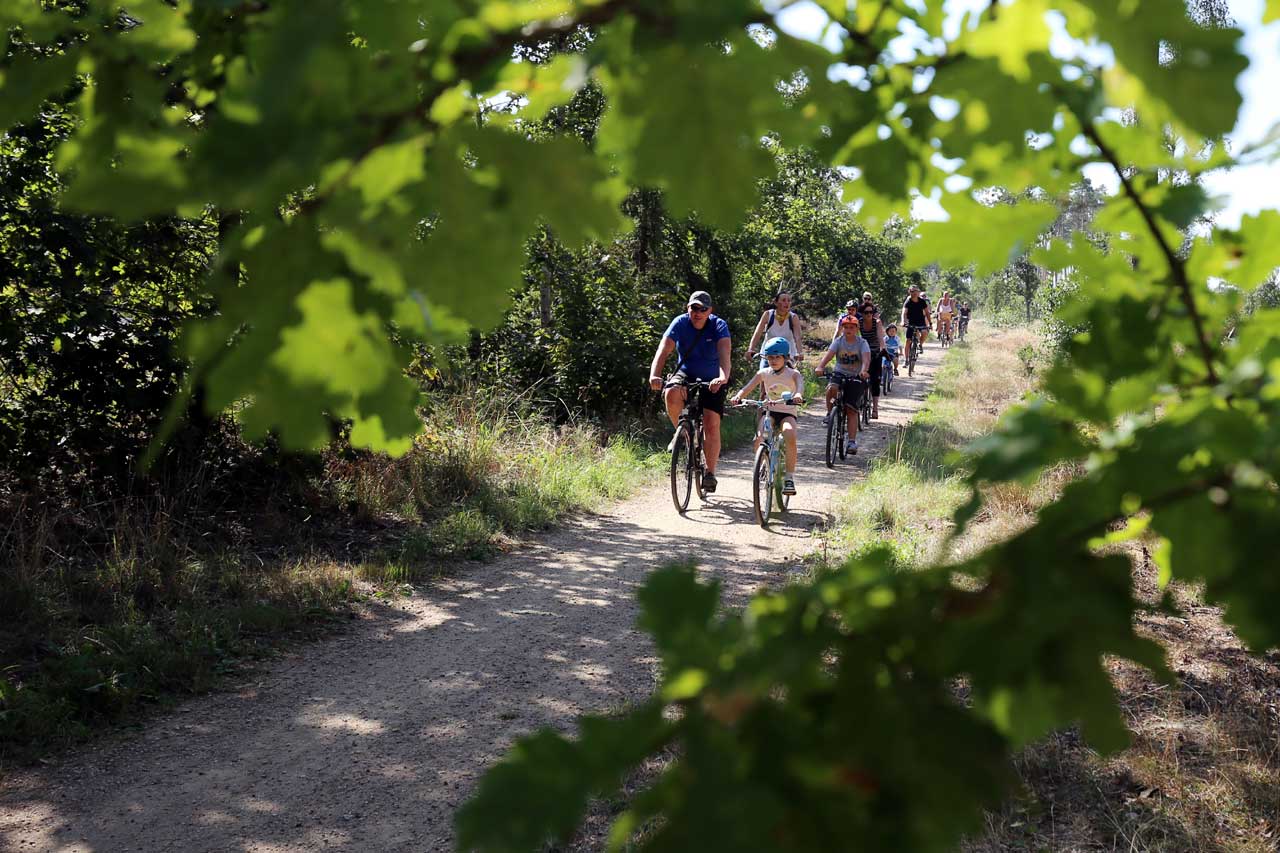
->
xmin=712 ymin=336 xmax=732 ymax=391
xmin=875 ymin=318 xmax=886 ymax=351
xmin=859 ymin=345 xmax=871 ymax=377
xmin=649 ymin=337 xmax=675 ymax=390
xmin=732 ymin=371 xmax=763 ymax=402
xmin=747 ymin=312 xmax=768 ymax=356
xmin=815 ymin=347 xmax=835 ymax=374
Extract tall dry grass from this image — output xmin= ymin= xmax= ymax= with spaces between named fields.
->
xmin=0 ymin=390 xmax=676 ymax=763
xmin=824 ymin=322 xmax=1043 ymax=567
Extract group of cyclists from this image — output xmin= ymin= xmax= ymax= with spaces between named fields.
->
xmin=648 ymin=287 xmax=972 ymax=504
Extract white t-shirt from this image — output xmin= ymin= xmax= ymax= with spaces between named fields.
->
xmin=754 ymin=366 xmax=804 ymax=415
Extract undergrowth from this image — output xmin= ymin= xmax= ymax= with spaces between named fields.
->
xmin=822 ymin=325 xmax=1280 ymax=851
xmin=822 ymin=323 xmax=1040 ymax=568
xmin=1 ymin=393 xmax=755 ymax=765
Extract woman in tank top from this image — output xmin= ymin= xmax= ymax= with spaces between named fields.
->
xmin=747 ymin=291 xmax=803 ymax=368
xmin=936 ymin=290 xmax=956 ymax=341
xmin=855 ymin=291 xmax=886 ymax=419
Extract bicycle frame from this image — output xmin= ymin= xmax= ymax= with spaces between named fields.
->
xmin=669 ymin=380 xmax=712 ymax=513
xmin=735 ymin=399 xmax=791 ymax=526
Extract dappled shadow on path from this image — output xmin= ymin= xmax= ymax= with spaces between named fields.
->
xmin=0 ymin=352 xmax=941 ymax=853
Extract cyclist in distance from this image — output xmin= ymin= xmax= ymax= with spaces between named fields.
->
xmin=650 ymin=290 xmax=732 ymax=493
xmin=900 ymin=284 xmax=932 ymax=354
xmin=832 ymin=298 xmax=859 ymax=342
xmin=936 ymin=290 xmax=956 ymax=341
xmin=958 ymin=301 xmax=972 ymax=337
xmin=854 ymin=290 xmax=885 ymax=420
xmin=884 ymin=323 xmax=902 ymax=375
xmin=815 ymin=315 xmax=871 ymax=455
xmin=747 ymin=290 xmax=803 ymax=368
xmin=731 ymin=337 xmax=804 ymax=496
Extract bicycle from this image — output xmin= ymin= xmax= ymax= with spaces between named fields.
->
xmin=821 ymin=373 xmax=863 ymax=468
xmin=957 ymin=316 xmax=969 ymax=342
xmin=881 ymin=350 xmax=894 ymax=395
xmin=734 ymin=395 xmax=799 ymax=527
xmin=939 ymin=322 xmax=953 ymax=348
xmin=668 ymin=380 xmax=713 ymax=514
xmin=906 ymin=326 xmax=925 ymax=377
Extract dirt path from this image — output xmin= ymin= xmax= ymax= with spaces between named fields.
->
xmin=1 ymin=348 xmax=943 ymax=853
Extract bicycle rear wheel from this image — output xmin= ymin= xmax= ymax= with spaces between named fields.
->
xmin=752 ymin=444 xmax=772 ymax=527
xmin=775 ymin=460 xmax=789 ymax=512
xmin=670 ymin=423 xmax=693 ymax=513
xmin=693 ymin=423 xmax=707 ymax=501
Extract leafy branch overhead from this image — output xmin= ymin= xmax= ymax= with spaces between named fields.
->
xmin=6 ymin=0 xmax=1280 ymax=849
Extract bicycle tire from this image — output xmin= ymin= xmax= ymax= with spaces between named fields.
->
xmin=837 ymin=406 xmax=848 ymax=460
xmin=883 ymin=362 xmax=893 ymax=394
xmin=694 ymin=423 xmax=707 ymax=501
xmin=669 ymin=423 xmax=693 ymax=513
xmin=825 ymin=409 xmax=838 ymax=468
xmin=775 ymin=450 xmax=790 ymax=512
xmin=752 ymin=444 xmax=772 ymax=527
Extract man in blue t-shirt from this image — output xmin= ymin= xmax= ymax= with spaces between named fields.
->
xmin=648 ymin=290 xmax=732 ymax=492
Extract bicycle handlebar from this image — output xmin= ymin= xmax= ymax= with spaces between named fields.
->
xmin=732 ymin=398 xmax=804 ymax=409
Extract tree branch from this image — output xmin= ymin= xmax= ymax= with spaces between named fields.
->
xmin=1079 ymin=119 xmax=1220 ymax=385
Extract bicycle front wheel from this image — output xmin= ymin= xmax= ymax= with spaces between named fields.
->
xmin=694 ymin=424 xmax=708 ymax=501
xmin=752 ymin=444 xmax=772 ymax=527
xmin=670 ymin=423 xmax=693 ymax=513
xmin=825 ymin=409 xmax=838 ymax=468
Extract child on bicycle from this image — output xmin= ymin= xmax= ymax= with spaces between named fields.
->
xmin=884 ymin=323 xmax=902 ymax=375
xmin=731 ymin=336 xmax=804 ymax=495
xmin=815 ymin=315 xmax=870 ymax=455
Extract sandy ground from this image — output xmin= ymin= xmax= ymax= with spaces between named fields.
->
xmin=0 ymin=348 xmax=942 ymax=853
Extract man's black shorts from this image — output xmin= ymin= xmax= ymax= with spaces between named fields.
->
xmin=666 ymin=370 xmax=726 ymax=416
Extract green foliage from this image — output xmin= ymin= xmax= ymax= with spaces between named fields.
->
xmin=5 ymin=0 xmax=1280 ymax=846
xmin=0 ymin=103 xmax=216 ymax=483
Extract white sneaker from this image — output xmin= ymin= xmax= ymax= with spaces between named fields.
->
xmin=846 ymin=439 xmax=858 ymax=455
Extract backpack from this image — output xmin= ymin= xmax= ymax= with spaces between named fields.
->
xmin=768 ymin=308 xmax=798 ymax=338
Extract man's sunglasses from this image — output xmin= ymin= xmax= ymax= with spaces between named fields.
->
xmin=688 ymin=305 xmax=710 ymax=313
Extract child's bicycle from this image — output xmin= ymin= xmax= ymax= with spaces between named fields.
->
xmin=881 ymin=350 xmax=894 ymax=395
xmin=733 ymin=395 xmax=800 ymax=528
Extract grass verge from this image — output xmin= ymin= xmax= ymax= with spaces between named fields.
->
xmin=821 ymin=324 xmax=1280 ymax=851
xmin=1 ymin=396 xmax=756 ymax=766
xmin=821 ymin=323 xmax=1040 ymax=569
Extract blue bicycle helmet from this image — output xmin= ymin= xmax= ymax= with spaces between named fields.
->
xmin=762 ymin=336 xmax=791 ymax=357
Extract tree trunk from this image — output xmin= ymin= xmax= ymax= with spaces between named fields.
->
xmin=539 ymin=274 xmax=553 ymax=330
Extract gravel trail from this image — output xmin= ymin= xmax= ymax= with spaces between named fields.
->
xmin=1 ymin=348 xmax=942 ymax=853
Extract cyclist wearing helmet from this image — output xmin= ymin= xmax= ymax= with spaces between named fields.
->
xmin=815 ymin=315 xmax=871 ymax=455
xmin=731 ymin=336 xmax=805 ymax=496
xmin=832 ymin=298 xmax=860 ymax=342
